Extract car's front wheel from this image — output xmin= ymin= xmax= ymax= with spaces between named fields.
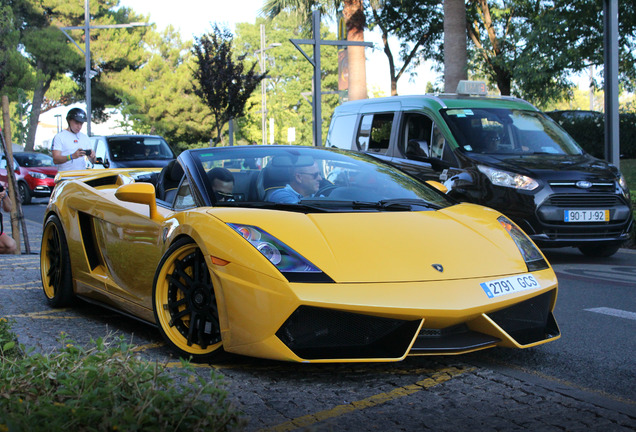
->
xmin=578 ymin=243 xmax=622 ymax=258
xmin=18 ymin=181 xmax=31 ymax=205
xmin=40 ymin=214 xmax=74 ymax=306
xmin=152 ymin=238 xmax=225 ymax=362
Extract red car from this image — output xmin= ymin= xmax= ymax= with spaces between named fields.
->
xmin=0 ymin=152 xmax=57 ymax=204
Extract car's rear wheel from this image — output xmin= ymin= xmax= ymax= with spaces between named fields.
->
xmin=578 ymin=243 xmax=622 ymax=258
xmin=18 ymin=181 xmax=31 ymax=205
xmin=152 ymin=238 xmax=225 ymax=362
xmin=40 ymin=214 xmax=74 ymax=306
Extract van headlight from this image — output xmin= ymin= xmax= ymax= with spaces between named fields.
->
xmin=618 ymin=173 xmax=630 ymax=199
xmin=498 ymin=216 xmax=549 ymax=272
xmin=478 ymin=165 xmax=539 ymax=191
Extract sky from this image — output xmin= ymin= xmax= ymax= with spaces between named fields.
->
xmin=117 ymin=0 xmax=440 ymax=96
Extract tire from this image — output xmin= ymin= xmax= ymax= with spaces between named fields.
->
xmin=40 ymin=214 xmax=75 ymax=307
xmin=18 ymin=182 xmax=32 ymax=205
xmin=152 ymin=238 xmax=225 ymax=362
xmin=578 ymin=243 xmax=622 ymax=258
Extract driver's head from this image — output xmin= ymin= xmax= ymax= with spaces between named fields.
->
xmin=208 ymin=167 xmax=234 ymax=201
xmin=291 ymin=162 xmax=322 ymax=197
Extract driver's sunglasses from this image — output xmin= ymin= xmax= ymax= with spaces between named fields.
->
xmin=299 ymin=171 xmax=321 ymax=179
xmin=214 ymin=191 xmax=234 ymax=201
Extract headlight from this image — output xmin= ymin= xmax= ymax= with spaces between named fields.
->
xmin=618 ymin=173 xmax=630 ymax=198
xmin=228 ymin=223 xmax=332 ymax=282
xmin=478 ymin=165 xmax=539 ymax=190
xmin=29 ymin=172 xmax=47 ymax=179
xmin=498 ymin=216 xmax=549 ymax=272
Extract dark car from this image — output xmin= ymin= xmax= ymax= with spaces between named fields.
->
xmin=90 ymin=134 xmax=176 ymax=169
xmin=326 ymin=82 xmax=633 ymax=257
xmin=0 ymin=152 xmax=57 ymax=204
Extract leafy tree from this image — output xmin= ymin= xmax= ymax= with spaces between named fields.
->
xmin=367 ymin=0 xmax=444 ymax=95
xmin=191 ymin=25 xmax=265 ymax=146
xmin=466 ymin=0 xmax=636 ymax=105
xmin=261 ymin=0 xmax=369 ymax=100
xmin=234 ymin=14 xmax=340 ymax=146
xmin=108 ymin=27 xmax=213 ymax=147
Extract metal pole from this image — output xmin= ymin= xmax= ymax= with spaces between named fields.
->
xmin=260 ymin=24 xmax=267 ymax=146
xmin=85 ymin=0 xmax=92 ymax=136
xmin=312 ymin=11 xmax=322 ymax=147
xmin=603 ymin=0 xmax=619 ymax=168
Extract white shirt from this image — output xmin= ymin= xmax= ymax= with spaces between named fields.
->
xmin=51 ymin=129 xmax=91 ymax=171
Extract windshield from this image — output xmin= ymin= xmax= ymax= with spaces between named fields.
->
xmin=190 ymin=146 xmax=453 ymax=211
xmin=442 ymin=108 xmax=584 ymax=156
xmin=13 ymin=153 xmax=54 ymax=167
xmin=107 ymin=137 xmax=175 ymax=161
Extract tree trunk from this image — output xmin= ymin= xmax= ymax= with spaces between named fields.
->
xmin=443 ymin=0 xmax=468 ymax=93
xmin=343 ymin=0 xmax=367 ymax=101
xmin=24 ymin=72 xmax=52 ymax=152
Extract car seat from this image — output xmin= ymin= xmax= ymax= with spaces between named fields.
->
xmin=256 ymin=156 xmax=293 ymax=200
xmin=155 ymin=160 xmax=184 ymax=203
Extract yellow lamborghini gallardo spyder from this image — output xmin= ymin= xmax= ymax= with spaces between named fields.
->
xmin=41 ymin=145 xmax=560 ymax=363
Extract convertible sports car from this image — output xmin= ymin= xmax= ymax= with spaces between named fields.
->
xmin=41 ymin=145 xmax=560 ymax=363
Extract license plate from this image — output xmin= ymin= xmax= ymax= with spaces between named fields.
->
xmin=564 ymin=209 xmax=609 ymax=222
xmin=480 ymin=274 xmax=541 ymax=299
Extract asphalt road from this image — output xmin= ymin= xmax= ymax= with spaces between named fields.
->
xmin=2 ymin=198 xmax=635 ymax=431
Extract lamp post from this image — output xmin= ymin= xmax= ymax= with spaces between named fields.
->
xmin=59 ymin=0 xmax=149 ymax=135
xmin=255 ymin=24 xmax=281 ymax=145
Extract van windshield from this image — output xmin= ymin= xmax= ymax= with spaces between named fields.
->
xmin=441 ymin=108 xmax=584 ymax=156
xmin=107 ymin=137 xmax=175 ymax=161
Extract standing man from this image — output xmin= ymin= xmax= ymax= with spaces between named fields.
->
xmin=0 ymin=184 xmax=17 ymax=254
xmin=51 ymin=108 xmax=96 ymax=171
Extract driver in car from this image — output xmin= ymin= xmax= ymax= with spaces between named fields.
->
xmin=267 ymin=162 xmax=323 ymax=204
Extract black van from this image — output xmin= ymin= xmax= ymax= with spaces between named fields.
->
xmin=325 ymin=82 xmax=633 ymax=257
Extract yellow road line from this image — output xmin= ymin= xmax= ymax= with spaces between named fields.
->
xmin=258 ymin=365 xmax=475 ymax=432
xmin=0 ymin=281 xmax=41 ymax=290
xmin=3 ymin=309 xmax=81 ymax=320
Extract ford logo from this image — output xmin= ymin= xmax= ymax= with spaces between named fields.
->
xmin=576 ymin=181 xmax=592 ymax=189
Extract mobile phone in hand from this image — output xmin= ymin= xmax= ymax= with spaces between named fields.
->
xmin=85 ymin=149 xmax=92 ymax=156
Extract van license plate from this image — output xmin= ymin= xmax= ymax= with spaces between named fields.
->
xmin=564 ymin=209 xmax=609 ymax=222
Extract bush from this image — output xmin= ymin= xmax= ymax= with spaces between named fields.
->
xmin=0 ymin=319 xmax=244 ymax=432
xmin=546 ymin=110 xmax=636 ymax=159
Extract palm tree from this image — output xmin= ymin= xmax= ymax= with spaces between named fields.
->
xmin=261 ymin=0 xmax=368 ymax=100
xmin=443 ymin=0 xmax=468 ymax=93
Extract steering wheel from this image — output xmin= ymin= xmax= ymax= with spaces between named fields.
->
xmin=316 ymin=182 xmax=338 ymax=197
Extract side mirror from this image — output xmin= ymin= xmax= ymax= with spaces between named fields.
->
xmin=115 ymin=183 xmax=162 ymax=221
xmin=426 ymin=180 xmax=448 ymax=194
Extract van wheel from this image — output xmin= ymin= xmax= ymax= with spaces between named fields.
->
xmin=578 ymin=244 xmax=621 ymax=258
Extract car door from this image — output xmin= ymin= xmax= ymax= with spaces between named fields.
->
xmin=389 ymin=112 xmax=455 ymax=183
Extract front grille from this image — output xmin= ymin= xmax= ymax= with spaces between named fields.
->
xmin=543 ymin=194 xmax=623 ymax=207
xmin=541 ymin=227 xmax=627 ymax=240
xmin=276 ymin=306 xmax=420 ymax=360
xmin=487 ymin=290 xmax=559 ymax=345
xmin=410 ymin=323 xmax=500 ymax=353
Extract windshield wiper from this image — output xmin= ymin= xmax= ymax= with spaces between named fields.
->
xmin=352 ymin=199 xmax=441 ymax=211
xmin=238 ymin=201 xmax=329 ymax=213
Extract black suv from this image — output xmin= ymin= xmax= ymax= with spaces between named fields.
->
xmin=326 ymin=83 xmax=633 ymax=257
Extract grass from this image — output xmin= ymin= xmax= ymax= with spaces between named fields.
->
xmin=0 ymin=318 xmax=244 ymax=432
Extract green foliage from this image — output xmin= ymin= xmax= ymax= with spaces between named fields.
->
xmin=234 ymin=14 xmax=340 ymax=146
xmin=466 ymin=0 xmax=636 ymax=104
xmin=0 ymin=319 xmax=243 ymax=431
xmin=366 ymin=0 xmax=443 ymax=95
xmin=548 ymin=111 xmax=636 ymax=159
xmin=8 ymin=89 xmax=30 ymax=146
xmin=192 ymin=25 xmax=265 ymax=146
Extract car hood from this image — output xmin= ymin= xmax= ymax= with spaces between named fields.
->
xmin=210 ymin=204 xmax=529 ymax=283
xmin=468 ymin=152 xmax=619 ymax=182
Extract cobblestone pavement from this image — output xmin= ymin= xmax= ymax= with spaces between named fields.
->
xmin=1 ymin=219 xmax=635 ymax=431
